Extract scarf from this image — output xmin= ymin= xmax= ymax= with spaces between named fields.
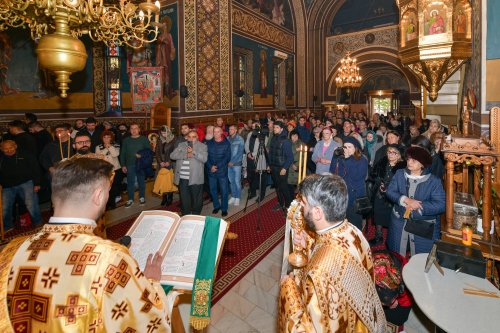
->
xmin=159 ymin=125 xmax=175 ymax=144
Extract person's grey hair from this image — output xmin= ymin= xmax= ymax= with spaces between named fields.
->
xmin=299 ymin=174 xmax=348 ymax=223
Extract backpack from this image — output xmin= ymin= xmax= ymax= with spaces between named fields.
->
xmin=372 ymin=250 xmax=405 ymax=307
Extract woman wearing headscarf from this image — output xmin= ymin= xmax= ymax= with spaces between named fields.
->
xmin=363 ymin=130 xmax=382 ymax=167
xmin=386 ymin=146 xmax=446 ymax=256
xmin=367 ymin=144 xmax=406 ymax=245
xmin=155 ymin=125 xmax=176 ymax=206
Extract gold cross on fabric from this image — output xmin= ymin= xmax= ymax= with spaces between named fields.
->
xmin=104 ymin=259 xmax=131 ymax=293
xmin=27 ymin=234 xmax=55 ymax=261
xmin=66 ymin=244 xmax=101 ymax=275
xmin=55 ymin=294 xmax=88 ymax=326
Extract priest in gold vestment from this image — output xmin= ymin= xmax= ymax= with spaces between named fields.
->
xmin=0 ymin=158 xmax=176 ymax=333
xmin=279 ymin=174 xmax=386 ymax=333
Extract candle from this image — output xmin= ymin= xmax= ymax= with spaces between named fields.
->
xmin=302 ymin=144 xmax=307 ymax=181
xmin=58 ymin=133 xmax=64 ymax=160
xmin=298 ymin=144 xmax=303 ymax=184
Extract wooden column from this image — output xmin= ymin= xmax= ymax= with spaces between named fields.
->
xmin=482 ymin=164 xmax=493 ymax=241
xmin=446 ymin=158 xmax=455 ymax=231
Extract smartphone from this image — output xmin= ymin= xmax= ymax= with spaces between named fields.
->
xmin=187 ymin=141 xmax=193 ymax=148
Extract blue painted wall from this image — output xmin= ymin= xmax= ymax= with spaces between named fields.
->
xmin=331 ymin=0 xmax=398 ymax=35
xmin=487 ymin=0 xmax=500 ymax=60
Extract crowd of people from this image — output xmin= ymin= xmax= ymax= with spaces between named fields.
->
xmin=0 ymin=110 xmax=446 ymax=258
xmin=0 ymin=109 xmax=450 ymax=332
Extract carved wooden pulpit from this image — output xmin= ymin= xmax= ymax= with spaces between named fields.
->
xmin=442 ymin=136 xmax=500 ymax=241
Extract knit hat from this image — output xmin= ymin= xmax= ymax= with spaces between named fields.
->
xmin=287 ymin=120 xmax=296 ymax=128
xmin=405 ymin=146 xmax=432 ymax=167
xmin=343 ymin=136 xmax=362 ymax=150
xmin=387 ymin=143 xmax=404 ymax=156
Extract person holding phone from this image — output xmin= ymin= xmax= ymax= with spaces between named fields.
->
xmin=170 ymin=130 xmax=208 ymax=215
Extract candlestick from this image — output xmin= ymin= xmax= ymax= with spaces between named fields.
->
xmin=298 ymin=145 xmax=303 ymax=184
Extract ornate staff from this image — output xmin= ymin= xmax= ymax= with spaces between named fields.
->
xmin=286 ymin=144 xmax=308 ymax=268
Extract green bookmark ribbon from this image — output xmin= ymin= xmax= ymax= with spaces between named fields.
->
xmin=189 ymin=216 xmax=221 ymax=330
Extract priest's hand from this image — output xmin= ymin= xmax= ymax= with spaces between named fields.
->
xmin=293 ymin=230 xmax=307 ymax=249
xmin=144 ymin=251 xmax=164 ymax=282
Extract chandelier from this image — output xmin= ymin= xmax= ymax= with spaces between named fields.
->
xmin=0 ymin=0 xmax=161 ymax=98
xmin=335 ymin=53 xmax=362 ymax=88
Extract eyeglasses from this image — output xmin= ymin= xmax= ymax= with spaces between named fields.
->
xmin=387 ymin=151 xmax=399 ymax=155
xmin=75 ymin=140 xmax=91 ymax=145
xmin=187 ymin=135 xmax=197 ymax=139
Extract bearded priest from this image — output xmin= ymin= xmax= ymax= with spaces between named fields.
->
xmin=0 ymin=157 xmax=177 ymax=333
xmin=279 ymin=174 xmax=386 ymax=333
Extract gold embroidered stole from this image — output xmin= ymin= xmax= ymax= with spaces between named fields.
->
xmin=307 ymin=243 xmax=386 ymax=333
xmin=0 ymin=236 xmax=30 ymax=333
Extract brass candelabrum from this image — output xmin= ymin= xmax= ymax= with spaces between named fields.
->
xmin=287 ymin=144 xmax=309 ymax=268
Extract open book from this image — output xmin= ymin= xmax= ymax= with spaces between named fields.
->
xmin=126 ymin=210 xmax=228 ymax=290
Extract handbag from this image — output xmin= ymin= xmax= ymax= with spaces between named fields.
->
xmin=354 ymin=196 xmax=373 ymax=215
xmin=404 ymin=217 xmax=435 ymax=239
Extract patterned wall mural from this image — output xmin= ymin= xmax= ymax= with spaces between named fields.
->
xmin=326 ymin=26 xmax=399 ymax=75
xmin=184 ymin=0 xmax=230 ymax=112
xmin=232 ymin=5 xmax=295 ymax=53
xmin=234 ymin=0 xmax=294 ymax=31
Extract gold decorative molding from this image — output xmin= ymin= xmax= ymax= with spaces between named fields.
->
xmin=291 ymin=0 xmax=306 ymax=107
xmin=219 ymin=0 xmax=231 ymax=110
xmin=444 ymin=152 xmax=495 ymax=166
xmin=232 ymin=5 xmax=294 ymax=53
xmin=184 ymin=0 xmax=197 ymax=111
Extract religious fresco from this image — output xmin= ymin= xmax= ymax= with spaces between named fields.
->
xmin=286 ymin=56 xmax=294 ymax=100
xmin=424 ymin=7 xmax=446 ymax=35
xmin=405 ymin=11 xmax=418 ymax=42
xmin=156 ymin=5 xmax=179 ymax=100
xmin=259 ymin=50 xmax=268 ymax=97
xmin=232 ymin=34 xmax=294 ymax=107
xmin=130 ymin=67 xmax=163 ymax=113
xmin=235 ymin=0 xmax=294 ymax=31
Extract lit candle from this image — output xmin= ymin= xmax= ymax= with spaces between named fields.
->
xmin=139 ymin=10 xmax=145 ymax=21
xmin=298 ymin=145 xmax=303 ymax=184
xmin=58 ymin=133 xmax=64 ymax=160
xmin=302 ymin=144 xmax=307 ymax=181
xmin=155 ymin=0 xmax=160 ymax=10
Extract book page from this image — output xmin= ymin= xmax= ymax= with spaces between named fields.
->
xmin=128 ymin=213 xmax=176 ymax=271
xmin=161 ymin=219 xmax=204 ymax=278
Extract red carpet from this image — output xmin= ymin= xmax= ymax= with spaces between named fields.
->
xmin=105 ymin=193 xmax=286 ymax=304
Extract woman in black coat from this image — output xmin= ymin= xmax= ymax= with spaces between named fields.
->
xmin=368 ymin=144 xmax=406 ymax=245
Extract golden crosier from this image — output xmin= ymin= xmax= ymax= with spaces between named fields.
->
xmin=0 ymin=0 xmax=161 ymax=98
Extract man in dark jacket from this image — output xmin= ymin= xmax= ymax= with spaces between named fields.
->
xmin=206 ymin=126 xmax=231 ymax=217
xmin=39 ymin=123 xmax=74 ymax=176
xmin=78 ymin=117 xmax=103 ymax=152
xmin=29 ymin=121 xmax=53 ymax=157
xmin=0 ymin=140 xmax=42 ymax=231
xmin=8 ymin=120 xmax=37 ymax=156
xmin=268 ymin=121 xmax=294 ymax=211
xmin=295 ymin=116 xmax=311 ymax=144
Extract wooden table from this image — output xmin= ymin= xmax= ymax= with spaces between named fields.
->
xmin=403 ymin=253 xmax=500 ymax=333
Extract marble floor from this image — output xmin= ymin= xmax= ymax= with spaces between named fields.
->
xmin=104 ymin=183 xmax=435 ymax=333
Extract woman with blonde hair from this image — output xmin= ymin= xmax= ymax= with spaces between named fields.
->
xmin=422 ymin=119 xmax=441 ymax=139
